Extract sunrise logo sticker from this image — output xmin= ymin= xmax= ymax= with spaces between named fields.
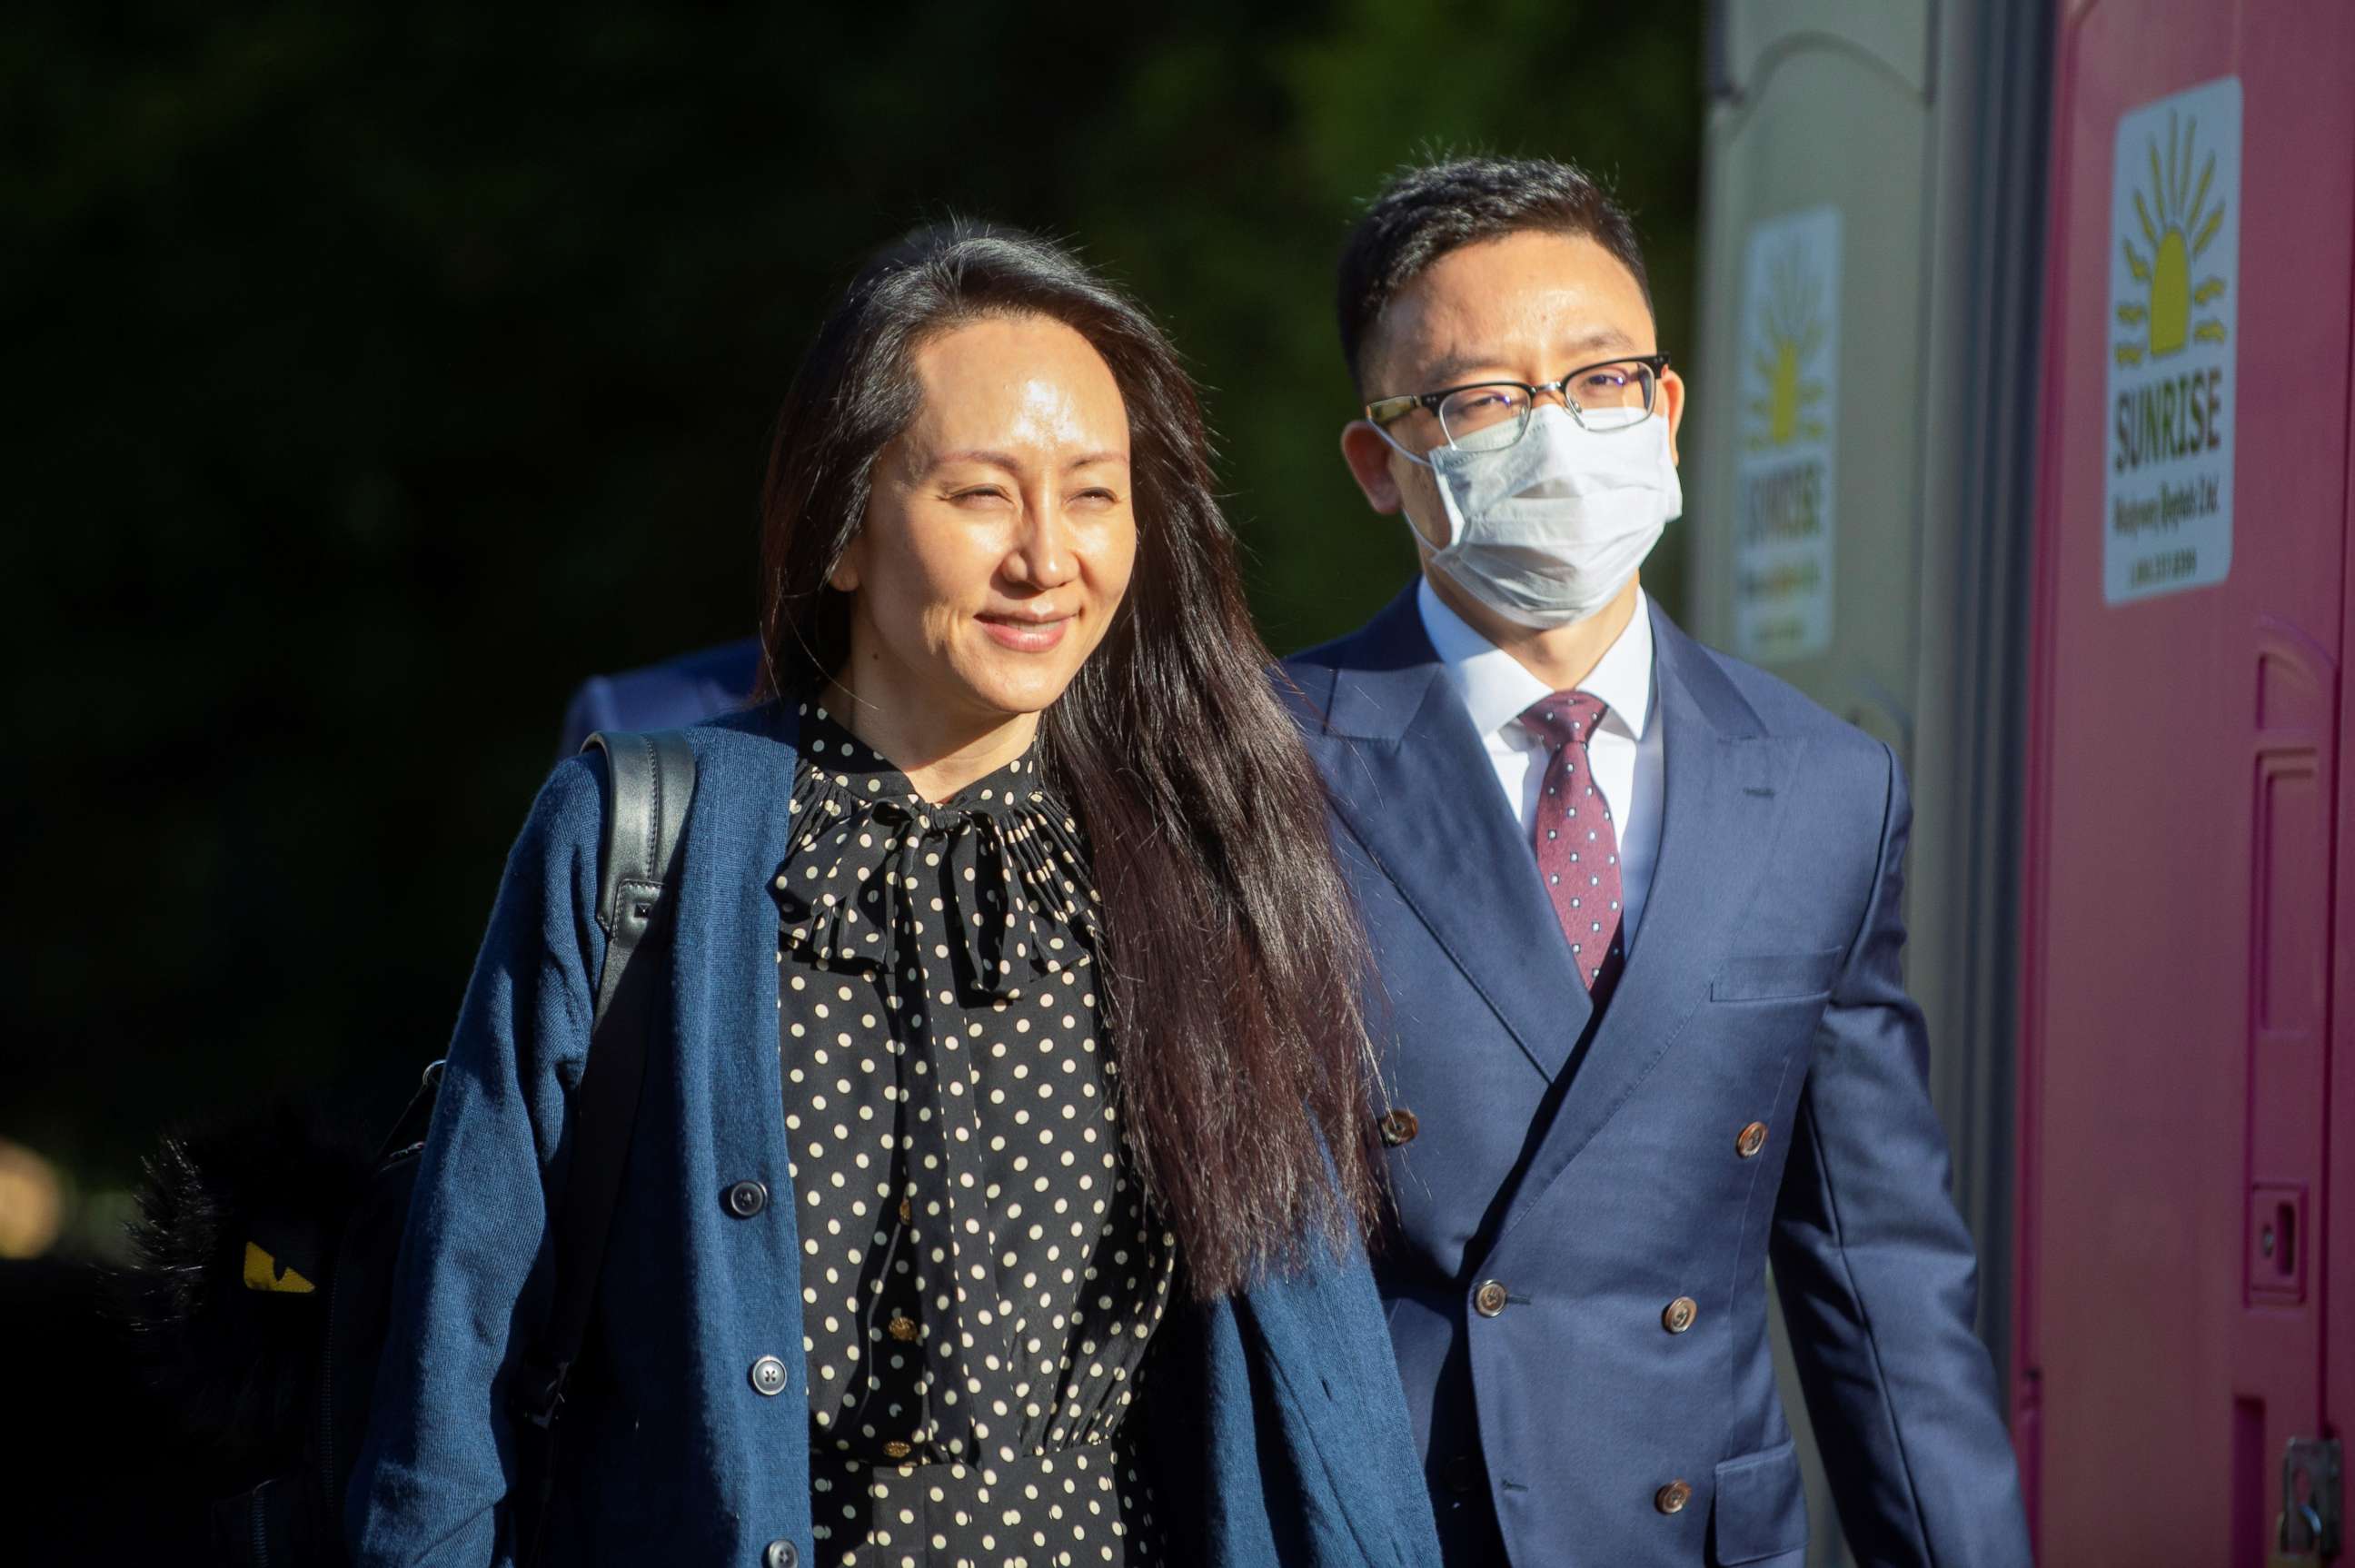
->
xmin=2104 ymin=76 xmax=2239 ymax=605
xmin=1733 ymin=204 xmax=1841 ymax=662
xmin=2114 ymin=109 xmax=2229 ymax=365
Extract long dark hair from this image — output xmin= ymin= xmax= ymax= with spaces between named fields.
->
xmin=753 ymin=222 xmax=1380 ymax=1294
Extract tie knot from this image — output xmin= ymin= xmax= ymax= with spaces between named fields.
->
xmin=1517 ymin=691 xmax=1609 ymax=751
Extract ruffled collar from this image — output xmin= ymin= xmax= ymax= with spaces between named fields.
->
xmin=771 ymin=704 xmax=1098 ymax=997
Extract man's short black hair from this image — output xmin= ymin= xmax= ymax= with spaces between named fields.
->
xmin=1336 ymin=156 xmax=1652 ymax=394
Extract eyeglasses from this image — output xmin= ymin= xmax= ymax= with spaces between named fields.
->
xmin=1365 ymin=353 xmax=1671 ymax=455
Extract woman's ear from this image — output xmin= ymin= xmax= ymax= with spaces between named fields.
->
xmin=828 ymin=535 xmax=864 ymax=593
xmin=1339 ymin=421 xmax=1406 ymax=515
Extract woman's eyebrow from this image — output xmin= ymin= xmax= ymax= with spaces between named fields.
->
xmin=928 ymin=449 xmax=1129 ymax=471
xmin=929 ymin=449 xmax=1024 ymax=471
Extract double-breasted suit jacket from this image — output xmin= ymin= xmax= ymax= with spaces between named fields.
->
xmin=1279 ymin=589 xmax=2031 ymax=1568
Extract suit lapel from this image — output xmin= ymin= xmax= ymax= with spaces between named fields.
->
xmin=1495 ymin=605 xmax=1804 ymax=1240
xmin=1306 ymin=593 xmax=1593 ymax=1080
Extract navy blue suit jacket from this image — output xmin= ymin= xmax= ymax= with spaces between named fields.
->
xmin=1281 ymin=589 xmax=2029 ymax=1568
xmin=555 ymin=637 xmax=760 ymax=757
xmin=351 ymin=701 xmax=1442 ymax=1566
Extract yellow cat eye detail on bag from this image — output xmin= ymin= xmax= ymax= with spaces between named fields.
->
xmin=242 ymin=1239 xmax=316 ymax=1294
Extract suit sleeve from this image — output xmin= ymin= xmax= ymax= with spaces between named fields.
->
xmin=346 ymin=757 xmax=608 ymax=1566
xmin=556 ymin=676 xmax=621 ymax=761
xmin=1767 ymin=743 xmax=2032 ymax=1568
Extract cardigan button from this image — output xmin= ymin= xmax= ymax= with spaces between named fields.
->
xmin=1737 ymin=1121 xmax=1770 ymax=1158
xmin=1655 ymin=1479 xmax=1694 ymax=1514
xmin=725 ymin=1180 xmax=770 ymax=1218
xmin=1663 ymin=1296 xmax=1698 ymax=1334
xmin=763 ymin=1541 xmax=799 ymax=1568
xmin=1378 ymin=1108 xmax=1419 ymax=1146
xmin=749 ymin=1355 xmax=789 ymax=1396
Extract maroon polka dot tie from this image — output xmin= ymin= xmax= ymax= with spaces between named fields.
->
xmin=1519 ymin=692 xmax=1625 ymax=993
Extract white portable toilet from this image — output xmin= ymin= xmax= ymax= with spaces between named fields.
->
xmin=1684 ymin=2 xmax=2052 ymax=1560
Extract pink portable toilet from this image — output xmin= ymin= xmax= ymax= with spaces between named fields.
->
xmin=2017 ymin=2 xmax=2355 ymax=1562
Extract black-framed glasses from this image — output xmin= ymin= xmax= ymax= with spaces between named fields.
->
xmin=1366 ymin=353 xmax=1671 ymax=454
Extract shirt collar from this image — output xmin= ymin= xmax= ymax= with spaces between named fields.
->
xmin=1416 ymin=575 xmax=1655 ymax=744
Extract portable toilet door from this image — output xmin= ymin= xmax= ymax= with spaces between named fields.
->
xmin=1688 ymin=0 xmax=2050 ymax=1559
xmin=2016 ymin=2 xmax=2355 ymax=1563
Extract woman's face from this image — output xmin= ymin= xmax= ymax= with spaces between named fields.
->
xmin=833 ymin=313 xmax=1138 ymax=726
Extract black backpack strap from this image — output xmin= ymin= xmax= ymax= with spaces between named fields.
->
xmin=512 ymin=729 xmax=696 ymax=1430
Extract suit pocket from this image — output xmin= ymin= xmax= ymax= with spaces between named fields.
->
xmin=1710 ymin=1440 xmax=1807 ymax=1566
xmin=1709 ymin=948 xmax=1844 ymax=1004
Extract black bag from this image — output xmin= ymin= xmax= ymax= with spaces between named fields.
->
xmin=122 ymin=730 xmax=696 ymax=1564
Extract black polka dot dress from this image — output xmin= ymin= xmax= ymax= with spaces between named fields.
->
xmin=770 ymin=705 xmax=1176 ymax=1568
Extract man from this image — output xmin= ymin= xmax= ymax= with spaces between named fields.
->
xmin=554 ymin=636 xmax=759 ymax=756
xmin=1281 ymin=158 xmax=2030 ymax=1566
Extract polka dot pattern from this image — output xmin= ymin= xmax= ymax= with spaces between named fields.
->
xmin=775 ymin=707 xmax=1172 ymax=1566
xmin=1518 ymin=691 xmax=1626 ymax=995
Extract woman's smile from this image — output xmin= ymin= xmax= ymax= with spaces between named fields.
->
xmin=976 ymin=605 xmax=1072 ymax=651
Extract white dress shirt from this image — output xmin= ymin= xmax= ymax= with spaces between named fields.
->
xmin=1417 ymin=576 xmax=1666 ymax=944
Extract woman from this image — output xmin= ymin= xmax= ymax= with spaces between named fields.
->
xmin=350 ymin=223 xmax=1440 ymax=1568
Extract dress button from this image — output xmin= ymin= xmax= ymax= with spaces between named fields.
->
xmin=1378 ymin=1108 xmax=1420 ymax=1146
xmin=888 ymin=1315 xmax=919 ymax=1342
xmin=749 ymin=1355 xmax=789 ymax=1396
xmin=1442 ymin=1454 xmax=1480 ymax=1494
xmin=1655 ymin=1479 xmax=1693 ymax=1514
xmin=764 ymin=1541 xmax=799 ymax=1568
xmin=1737 ymin=1121 xmax=1770 ymax=1158
xmin=1474 ymin=1280 xmax=1509 ymax=1318
xmin=725 ymin=1180 xmax=769 ymax=1218
xmin=898 ymin=1196 xmax=913 ymax=1225
xmin=881 ymin=1439 xmax=912 ymax=1460
xmin=1663 ymin=1296 xmax=1698 ymax=1334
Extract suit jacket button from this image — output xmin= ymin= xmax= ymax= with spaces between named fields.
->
xmin=1737 ymin=1121 xmax=1770 ymax=1158
xmin=1442 ymin=1454 xmax=1480 ymax=1494
xmin=1474 ymin=1280 xmax=1509 ymax=1317
xmin=750 ymin=1355 xmax=789 ymax=1396
xmin=1663 ymin=1295 xmax=1698 ymax=1334
xmin=764 ymin=1542 xmax=799 ymax=1568
xmin=1379 ymin=1108 xmax=1419 ymax=1146
xmin=1655 ymin=1479 xmax=1693 ymax=1514
xmin=725 ymin=1180 xmax=769 ymax=1218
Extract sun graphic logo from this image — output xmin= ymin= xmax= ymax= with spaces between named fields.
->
xmin=1732 ymin=204 xmax=1840 ymax=662
xmin=2114 ymin=108 xmax=2229 ymax=365
xmin=1746 ymin=241 xmax=1831 ymax=451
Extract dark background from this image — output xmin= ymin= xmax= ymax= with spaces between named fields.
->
xmin=8 ymin=5 xmax=1704 ymax=1210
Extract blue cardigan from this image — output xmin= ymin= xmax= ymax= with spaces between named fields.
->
xmin=347 ymin=702 xmax=1441 ymax=1568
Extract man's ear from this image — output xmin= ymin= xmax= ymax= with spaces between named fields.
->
xmin=1661 ymin=366 xmax=1687 ymax=466
xmin=1340 ymin=421 xmax=1406 ymax=514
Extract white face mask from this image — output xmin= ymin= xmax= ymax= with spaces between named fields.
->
xmin=1390 ymin=402 xmax=1683 ymax=630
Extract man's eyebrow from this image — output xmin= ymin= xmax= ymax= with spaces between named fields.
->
xmin=1557 ymin=327 xmax=1638 ymax=361
xmin=1416 ymin=329 xmax=1641 ymax=390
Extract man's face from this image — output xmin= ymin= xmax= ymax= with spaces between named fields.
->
xmin=1340 ymin=229 xmax=1686 ymax=556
